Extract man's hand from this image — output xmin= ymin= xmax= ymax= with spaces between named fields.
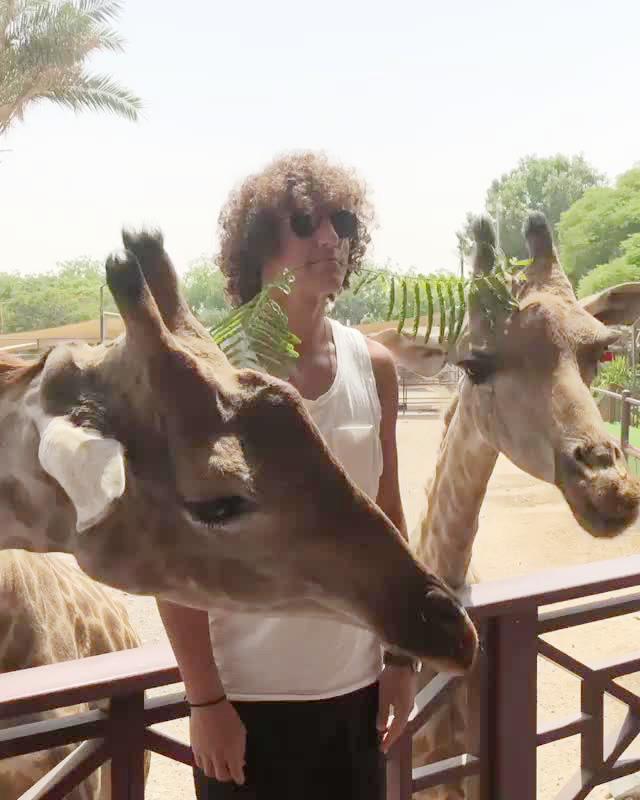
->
xmin=190 ymin=701 xmax=247 ymax=785
xmin=377 ymin=665 xmax=417 ymax=754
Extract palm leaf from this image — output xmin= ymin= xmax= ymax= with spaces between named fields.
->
xmin=44 ymin=72 xmax=141 ymax=121
xmin=0 ymin=0 xmax=140 ymax=133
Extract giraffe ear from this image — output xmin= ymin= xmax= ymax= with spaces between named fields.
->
xmin=37 ymin=418 xmax=126 ymax=533
xmin=367 ymin=329 xmax=447 ymax=378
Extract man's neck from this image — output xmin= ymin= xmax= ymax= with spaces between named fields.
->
xmin=280 ymin=295 xmax=329 ymax=357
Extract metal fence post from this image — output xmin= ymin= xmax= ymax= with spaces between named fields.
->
xmin=621 ymin=389 xmax=632 ymax=454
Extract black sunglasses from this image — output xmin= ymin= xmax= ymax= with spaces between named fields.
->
xmin=289 ymin=209 xmax=358 ymax=240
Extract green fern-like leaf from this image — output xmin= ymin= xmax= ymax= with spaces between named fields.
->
xmin=424 ymin=280 xmax=434 ymax=343
xmin=436 ymin=280 xmax=446 ymax=345
xmin=446 ymin=280 xmax=457 ymax=349
xmin=453 ymin=280 xmax=466 ymax=342
xmin=397 ymin=279 xmax=408 ymax=334
xmin=210 ymin=272 xmax=301 ymax=378
xmin=386 ymin=276 xmax=396 ymax=321
xmin=412 ymin=282 xmax=421 ymax=339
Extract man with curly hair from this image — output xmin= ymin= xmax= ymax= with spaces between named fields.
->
xmin=158 ymin=151 xmax=418 ymax=800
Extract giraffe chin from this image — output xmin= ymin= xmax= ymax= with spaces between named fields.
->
xmin=559 ymin=480 xmax=640 ymax=539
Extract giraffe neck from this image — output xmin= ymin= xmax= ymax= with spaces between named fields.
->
xmin=414 ymin=384 xmax=498 ymax=589
xmin=0 ymin=372 xmax=75 ymax=554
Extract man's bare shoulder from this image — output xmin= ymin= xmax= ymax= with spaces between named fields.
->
xmin=364 ymin=335 xmax=398 ymax=392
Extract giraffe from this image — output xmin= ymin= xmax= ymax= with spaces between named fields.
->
xmin=0 ymin=229 xmax=479 ymax=687
xmin=371 ymin=212 xmax=640 ymax=799
xmin=0 ymin=550 xmax=147 ymax=800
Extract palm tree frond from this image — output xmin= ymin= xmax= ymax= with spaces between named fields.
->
xmin=45 ymin=71 xmax=141 ymax=121
xmin=1 ymin=0 xmax=139 ymax=133
xmin=75 ymin=0 xmax=123 ymax=25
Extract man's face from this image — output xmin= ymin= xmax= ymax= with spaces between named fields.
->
xmin=262 ymin=207 xmax=356 ymax=299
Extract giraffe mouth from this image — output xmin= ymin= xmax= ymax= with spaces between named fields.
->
xmin=555 ymin=449 xmax=640 ymax=537
xmin=566 ymin=494 xmax=638 ymax=538
xmin=558 ymin=477 xmax=640 ymax=538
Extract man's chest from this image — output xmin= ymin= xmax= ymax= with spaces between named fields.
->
xmin=287 ymin=346 xmax=337 ymax=402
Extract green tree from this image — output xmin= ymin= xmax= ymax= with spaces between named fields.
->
xmin=558 ymin=168 xmax=640 ymax=284
xmin=181 ymin=257 xmax=231 ymax=328
xmin=0 ymin=0 xmax=141 ymax=136
xmin=330 ymin=267 xmax=397 ymax=325
xmin=0 ymin=257 xmax=116 ymax=333
xmin=577 ymin=232 xmax=640 ymax=299
xmin=457 ymin=154 xmax=604 ymax=260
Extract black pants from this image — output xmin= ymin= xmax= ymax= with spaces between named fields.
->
xmin=193 ymin=681 xmax=385 ymax=800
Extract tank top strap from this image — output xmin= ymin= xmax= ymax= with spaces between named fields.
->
xmin=329 ymin=318 xmax=382 ymax=420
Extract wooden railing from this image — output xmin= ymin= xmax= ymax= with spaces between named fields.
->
xmin=388 ymin=554 xmax=640 ymax=800
xmin=4 ymin=556 xmax=640 ymax=798
xmin=593 ymin=386 xmax=640 ymax=465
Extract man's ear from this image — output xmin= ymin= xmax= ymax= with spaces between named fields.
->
xmin=367 ymin=329 xmax=447 ymax=378
xmin=38 ymin=417 xmax=126 ymax=533
xmin=580 ymin=282 xmax=640 ymax=326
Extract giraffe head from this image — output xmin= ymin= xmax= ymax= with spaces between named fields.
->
xmin=373 ymin=213 xmax=640 ymax=538
xmin=9 ymin=231 xmax=478 ymax=673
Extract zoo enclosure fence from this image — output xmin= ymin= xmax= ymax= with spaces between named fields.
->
xmin=3 ymin=554 xmax=640 ymax=799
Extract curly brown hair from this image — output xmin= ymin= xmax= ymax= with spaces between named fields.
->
xmin=216 ymin=150 xmax=374 ymax=306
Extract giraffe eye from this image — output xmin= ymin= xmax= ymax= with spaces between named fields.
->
xmin=457 ymin=352 xmax=496 ymax=385
xmin=185 ymin=496 xmax=255 ymax=526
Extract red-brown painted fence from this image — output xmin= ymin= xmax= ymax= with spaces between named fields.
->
xmin=3 ymin=554 xmax=640 ymax=799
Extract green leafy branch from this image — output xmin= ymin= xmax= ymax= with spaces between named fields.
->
xmin=210 ymin=271 xmax=300 ymax=378
xmin=352 ymin=248 xmax=526 ymax=345
xmin=211 ymin=250 xmax=530 ymax=376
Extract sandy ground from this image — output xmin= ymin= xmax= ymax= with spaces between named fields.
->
xmin=102 ymin=395 xmax=640 ymax=799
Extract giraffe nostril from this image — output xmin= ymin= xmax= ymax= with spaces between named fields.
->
xmin=574 ymin=445 xmax=584 ymax=463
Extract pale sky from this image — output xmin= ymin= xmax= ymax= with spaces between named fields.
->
xmin=2 ymin=0 xmax=639 ymax=277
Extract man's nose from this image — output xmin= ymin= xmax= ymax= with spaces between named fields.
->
xmin=314 ymin=216 xmax=339 ymax=246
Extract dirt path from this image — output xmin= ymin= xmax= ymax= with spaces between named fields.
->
xmin=112 ymin=407 xmax=640 ymax=799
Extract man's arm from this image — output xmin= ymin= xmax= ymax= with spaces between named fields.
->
xmin=367 ymin=338 xmax=408 ymax=541
xmin=156 ymin=601 xmax=246 ymax=784
xmin=366 ymin=338 xmax=417 ymax=754
xmin=156 ymin=601 xmax=224 ymax=703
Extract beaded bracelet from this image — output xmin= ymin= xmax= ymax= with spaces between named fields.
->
xmin=187 ymin=693 xmax=227 ymax=709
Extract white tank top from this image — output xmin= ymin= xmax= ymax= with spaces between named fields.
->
xmin=208 ymin=318 xmax=385 ymax=701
